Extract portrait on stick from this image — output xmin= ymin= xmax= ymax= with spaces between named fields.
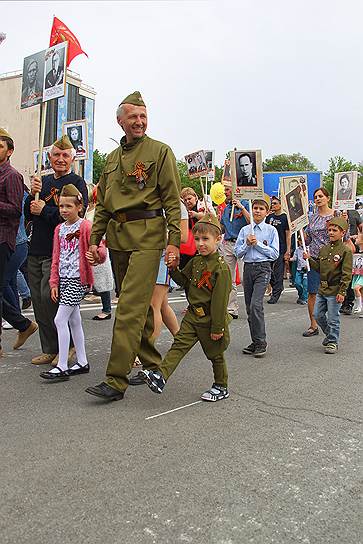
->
xmin=333 ymin=171 xmax=358 ymax=211
xmin=231 ymin=149 xmax=263 ymax=199
xmin=184 ymin=150 xmax=208 ymax=179
xmin=63 ymin=119 xmax=88 ymax=160
xmin=21 ymin=49 xmax=45 ymax=109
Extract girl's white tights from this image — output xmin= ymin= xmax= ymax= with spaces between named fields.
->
xmin=52 ymin=304 xmax=88 ymax=372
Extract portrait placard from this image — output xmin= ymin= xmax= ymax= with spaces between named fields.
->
xmin=222 ymin=159 xmax=231 ymax=182
xmin=352 ymin=253 xmax=363 ymax=275
xmin=43 ymin=42 xmax=68 ymax=102
xmin=230 ymin=150 xmax=263 ymax=200
xmin=33 ymin=146 xmax=53 ymax=175
xmin=204 ymin=150 xmax=215 ymax=181
xmin=280 ymin=175 xmax=309 ymax=233
xmin=21 ymin=49 xmax=45 ymax=109
xmin=184 ymin=150 xmax=208 ymax=179
xmin=333 ymin=171 xmax=358 ymax=211
xmin=63 ymin=119 xmax=88 ymax=160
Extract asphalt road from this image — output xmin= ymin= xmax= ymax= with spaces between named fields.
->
xmin=0 ymin=287 xmax=361 ymax=544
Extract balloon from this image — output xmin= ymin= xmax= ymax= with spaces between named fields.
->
xmin=210 ymin=182 xmax=226 ymax=205
xmin=263 ymin=193 xmax=271 ymax=208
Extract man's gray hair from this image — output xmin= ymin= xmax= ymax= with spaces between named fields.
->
xmin=116 ymin=103 xmax=125 ymax=119
xmin=49 ymin=145 xmax=76 ymax=159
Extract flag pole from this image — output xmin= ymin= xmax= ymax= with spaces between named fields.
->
xmin=299 ymin=228 xmax=310 ymax=271
xmin=35 ymin=101 xmax=48 ymax=201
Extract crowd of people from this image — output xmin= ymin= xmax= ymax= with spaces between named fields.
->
xmin=0 ymin=91 xmax=362 ymax=404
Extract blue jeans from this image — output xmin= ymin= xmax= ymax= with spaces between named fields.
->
xmin=4 ymin=241 xmax=28 ymax=311
xmin=17 ymin=270 xmax=31 ymax=300
xmin=294 ymin=270 xmax=307 ymax=302
xmin=314 ymin=294 xmax=341 ymax=344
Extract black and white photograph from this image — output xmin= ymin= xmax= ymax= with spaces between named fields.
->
xmin=21 ymin=49 xmax=45 ymax=109
xmin=352 ymin=254 xmax=363 ymax=274
xmin=43 ymin=42 xmax=67 ymax=102
xmin=333 ymin=171 xmax=358 ymax=211
xmin=63 ymin=119 xmax=88 ymax=160
xmin=231 ymin=149 xmax=263 ymax=199
xmin=184 ymin=150 xmax=208 ymax=179
xmin=33 ymin=146 xmax=53 ymax=175
xmin=222 ymin=159 xmax=231 ymax=182
xmin=280 ymin=176 xmax=309 ymax=233
xmin=204 ymin=150 xmax=215 ymax=181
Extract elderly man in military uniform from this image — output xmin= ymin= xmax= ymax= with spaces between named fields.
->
xmin=86 ymin=91 xmax=181 ymax=401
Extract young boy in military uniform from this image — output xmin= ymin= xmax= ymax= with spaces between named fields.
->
xmin=304 ymin=217 xmax=352 ymax=354
xmin=140 ymin=214 xmax=232 ymax=402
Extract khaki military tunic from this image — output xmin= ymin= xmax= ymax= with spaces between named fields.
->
xmin=309 ymin=239 xmax=352 ymax=297
xmin=90 ymin=134 xmax=181 ymax=393
xmin=159 ymin=252 xmax=232 ymax=388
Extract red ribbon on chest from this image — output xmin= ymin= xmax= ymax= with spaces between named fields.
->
xmin=44 ymin=187 xmax=59 ymax=205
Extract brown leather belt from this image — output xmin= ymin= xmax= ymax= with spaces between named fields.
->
xmin=112 ymin=208 xmax=163 ymax=223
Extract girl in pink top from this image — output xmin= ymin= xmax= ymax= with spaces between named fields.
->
xmin=40 ymin=184 xmax=105 ymax=381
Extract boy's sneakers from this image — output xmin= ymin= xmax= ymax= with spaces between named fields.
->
xmin=296 ymin=298 xmax=307 ymax=305
xmin=141 ymin=369 xmax=166 ymax=394
xmin=201 ymin=384 xmax=229 ymax=402
xmin=322 ymin=337 xmax=330 ymax=346
xmin=254 ymin=345 xmax=267 ymax=358
xmin=325 ymin=343 xmax=338 ymax=354
xmin=242 ymin=343 xmax=256 ymax=355
xmin=352 ymin=305 xmax=362 ymax=314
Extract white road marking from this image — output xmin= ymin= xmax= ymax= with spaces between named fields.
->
xmin=145 ymin=400 xmax=202 ymax=420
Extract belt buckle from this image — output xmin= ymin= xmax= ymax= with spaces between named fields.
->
xmin=194 ymin=306 xmax=205 ymax=317
xmin=321 ymin=280 xmax=328 ymax=288
xmin=117 ymin=211 xmax=127 ymax=223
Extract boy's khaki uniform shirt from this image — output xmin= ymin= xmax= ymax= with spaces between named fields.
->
xmin=309 ymin=239 xmax=352 ymax=297
xmin=171 ymin=252 xmax=232 ymax=334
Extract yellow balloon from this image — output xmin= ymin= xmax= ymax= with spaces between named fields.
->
xmin=263 ymin=193 xmax=271 ymax=208
xmin=210 ymin=182 xmax=226 ymax=205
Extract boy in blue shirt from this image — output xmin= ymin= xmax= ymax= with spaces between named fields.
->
xmin=235 ymin=199 xmax=279 ymax=357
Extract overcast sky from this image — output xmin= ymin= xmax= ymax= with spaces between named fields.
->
xmin=1 ymin=0 xmax=362 ymax=170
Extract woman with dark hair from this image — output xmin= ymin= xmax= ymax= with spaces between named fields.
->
xmin=303 ymin=187 xmax=334 ymax=336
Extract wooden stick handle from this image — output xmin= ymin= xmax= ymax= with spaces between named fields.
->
xmin=35 ymin=101 xmax=48 ymax=201
xmin=300 ymin=228 xmax=310 ymax=271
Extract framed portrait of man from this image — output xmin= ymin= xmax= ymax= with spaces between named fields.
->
xmin=33 ymin=146 xmax=53 ymax=175
xmin=280 ymin=175 xmax=309 ymax=233
xmin=333 ymin=171 xmax=358 ymax=211
xmin=43 ymin=42 xmax=68 ymax=102
xmin=21 ymin=49 xmax=45 ymax=109
xmin=63 ymin=119 xmax=88 ymax=160
xmin=230 ymin=149 xmax=263 ymax=199
xmin=184 ymin=150 xmax=208 ymax=179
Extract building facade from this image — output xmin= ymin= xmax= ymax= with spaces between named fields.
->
xmin=0 ymin=69 xmax=96 ymax=184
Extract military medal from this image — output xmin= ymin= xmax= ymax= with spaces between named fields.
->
xmin=128 ymin=162 xmax=148 ymax=190
xmin=333 ymin=254 xmax=341 ymax=262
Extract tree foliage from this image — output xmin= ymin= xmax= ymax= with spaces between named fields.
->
xmin=323 ymin=156 xmax=363 ymax=197
xmin=263 ymin=153 xmax=317 ymax=172
xmin=93 ymin=149 xmax=108 ymax=184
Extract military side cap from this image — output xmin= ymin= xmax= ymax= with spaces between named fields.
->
xmin=53 ymin=134 xmax=73 ymax=150
xmin=0 ymin=127 xmax=12 ymax=140
xmin=329 ymin=217 xmax=348 ymax=231
xmin=60 ymin=184 xmax=83 ymax=201
xmin=120 ymin=91 xmax=145 ymax=107
xmin=196 ymin=213 xmax=222 ymax=233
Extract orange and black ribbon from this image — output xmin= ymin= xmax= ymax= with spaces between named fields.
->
xmin=44 ymin=187 xmax=59 ymax=205
xmin=127 ymin=162 xmax=149 ymax=188
xmin=65 ymin=230 xmax=80 ymax=242
xmin=197 ymin=270 xmax=212 ymax=290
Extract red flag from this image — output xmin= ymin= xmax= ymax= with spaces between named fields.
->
xmin=49 ymin=17 xmax=88 ymax=67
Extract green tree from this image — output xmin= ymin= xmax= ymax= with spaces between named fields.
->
xmin=323 ymin=156 xmax=363 ymax=197
xmin=263 ymin=153 xmax=317 ymax=172
xmin=93 ymin=149 xmax=108 ymax=183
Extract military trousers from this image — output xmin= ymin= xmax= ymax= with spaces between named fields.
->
xmin=28 ymin=255 xmax=59 ymax=354
xmin=105 ymin=249 xmax=162 ymax=392
xmin=159 ymin=312 xmax=229 ymax=388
